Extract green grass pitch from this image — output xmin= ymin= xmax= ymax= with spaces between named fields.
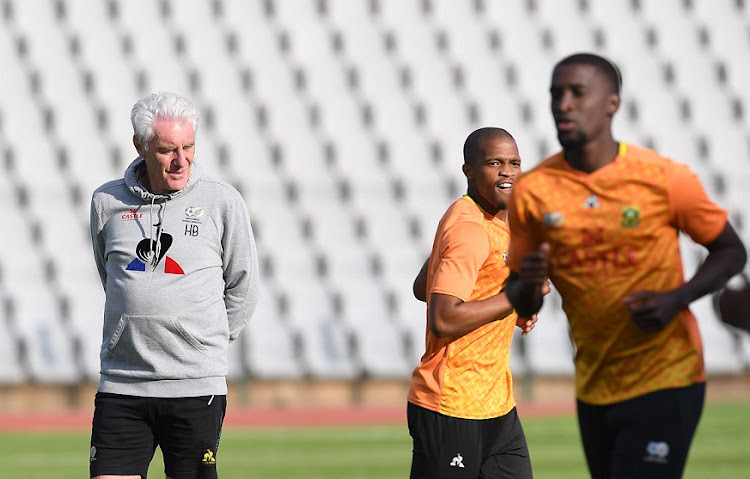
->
xmin=3 ymin=401 xmax=748 ymax=478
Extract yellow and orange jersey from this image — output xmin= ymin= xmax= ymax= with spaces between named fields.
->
xmin=507 ymin=143 xmax=728 ymax=405
xmin=408 ymin=196 xmax=518 ymax=419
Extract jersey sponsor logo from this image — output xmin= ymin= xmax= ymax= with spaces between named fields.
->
xmin=121 ymin=208 xmax=144 ymax=220
xmin=643 ymin=441 xmax=670 ymax=464
xmin=125 ymin=227 xmax=185 ymax=274
xmin=564 ymin=247 xmax=637 ymax=271
xmin=583 ymin=194 xmax=600 ymax=209
xmin=621 ymin=205 xmax=641 ymax=228
xmin=450 ymin=452 xmax=465 ymax=468
xmin=558 ymin=227 xmax=638 ymax=273
xmin=543 ymin=212 xmax=565 ymax=227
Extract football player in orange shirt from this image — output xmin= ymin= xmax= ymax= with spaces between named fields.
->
xmin=407 ymin=127 xmax=537 ymax=479
xmin=506 ymin=53 xmax=747 ymax=479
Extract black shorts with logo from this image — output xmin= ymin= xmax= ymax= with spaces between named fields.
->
xmin=407 ymin=402 xmax=533 ymax=479
xmin=577 ymin=382 xmax=705 ymax=479
xmin=89 ymin=392 xmax=227 ymax=479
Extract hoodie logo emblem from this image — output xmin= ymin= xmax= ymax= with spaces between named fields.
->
xmin=125 ymin=228 xmax=184 ymax=274
xmin=185 ymin=206 xmax=204 ymax=217
xmin=183 ymin=206 xmax=204 ymax=228
xmin=121 ymin=208 xmax=144 ymax=220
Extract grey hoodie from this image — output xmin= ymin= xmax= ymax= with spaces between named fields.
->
xmin=90 ymin=158 xmax=259 ymax=397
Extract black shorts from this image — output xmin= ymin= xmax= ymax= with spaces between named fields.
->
xmin=407 ymin=402 xmax=532 ymax=479
xmin=577 ymin=382 xmax=705 ymax=479
xmin=89 ymin=392 xmax=227 ymax=479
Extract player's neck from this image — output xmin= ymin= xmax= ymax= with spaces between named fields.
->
xmin=464 ymin=193 xmax=506 ymax=221
xmin=564 ymin=138 xmax=619 ymax=174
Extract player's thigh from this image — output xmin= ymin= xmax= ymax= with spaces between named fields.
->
xmin=89 ymin=393 xmax=155 ymax=479
xmin=407 ymin=402 xmax=482 ymax=478
xmin=576 ymin=399 xmax=615 ymax=479
xmin=611 ymin=383 xmax=705 ymax=479
xmin=479 ymin=408 xmax=532 ymax=479
xmin=156 ymin=395 xmax=227 ymax=479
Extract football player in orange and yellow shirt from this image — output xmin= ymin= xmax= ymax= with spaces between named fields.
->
xmin=407 ymin=128 xmax=537 ymax=479
xmin=506 ymin=53 xmax=747 ymax=479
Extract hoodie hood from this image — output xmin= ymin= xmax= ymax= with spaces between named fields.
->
xmin=124 ymin=157 xmax=199 ymax=202
xmin=123 ymin=157 xmax=201 ymax=271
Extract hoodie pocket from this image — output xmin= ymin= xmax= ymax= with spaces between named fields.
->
xmin=104 ymin=314 xmax=211 ymax=379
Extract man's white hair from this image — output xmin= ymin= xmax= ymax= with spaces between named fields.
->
xmin=131 ymin=92 xmax=199 ymax=151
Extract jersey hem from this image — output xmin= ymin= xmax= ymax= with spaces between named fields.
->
xmin=406 ymin=398 xmax=517 ymax=420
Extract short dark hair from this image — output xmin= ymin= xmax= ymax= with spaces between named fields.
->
xmin=463 ymin=127 xmax=515 ymax=165
xmin=554 ymin=53 xmax=622 ymax=94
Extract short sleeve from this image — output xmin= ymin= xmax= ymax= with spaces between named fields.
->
xmin=430 ymin=221 xmax=490 ymax=302
xmin=668 ymin=162 xmax=728 ymax=245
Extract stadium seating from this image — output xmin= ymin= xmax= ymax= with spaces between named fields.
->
xmin=522 ymin=288 xmax=576 ymax=376
xmin=0 ymin=0 xmax=748 ymax=388
xmin=0 ymin=286 xmax=25 ymax=384
xmin=239 ymin=284 xmax=302 ymax=379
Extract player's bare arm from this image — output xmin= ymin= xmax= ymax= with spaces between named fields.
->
xmin=507 ymin=243 xmax=550 ymax=318
xmin=625 ymin=222 xmax=747 ymax=333
xmin=428 ymin=291 xmax=516 ymax=338
xmin=417 ymin=258 xmax=546 ymax=336
xmin=413 ymin=258 xmax=429 ymax=302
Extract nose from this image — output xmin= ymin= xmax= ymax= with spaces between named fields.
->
xmin=499 ymin=163 xmax=513 ymax=177
xmin=555 ymin=91 xmax=573 ymax=113
xmin=173 ymin=148 xmax=188 ymax=166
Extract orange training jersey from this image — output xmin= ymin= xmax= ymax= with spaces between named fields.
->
xmin=507 ymin=143 xmax=728 ymax=405
xmin=408 ymin=195 xmax=518 ymax=419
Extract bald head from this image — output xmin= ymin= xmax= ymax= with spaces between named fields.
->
xmin=463 ymin=127 xmax=515 ymax=167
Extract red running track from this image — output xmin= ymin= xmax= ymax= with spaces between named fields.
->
xmin=0 ymin=402 xmax=575 ymax=432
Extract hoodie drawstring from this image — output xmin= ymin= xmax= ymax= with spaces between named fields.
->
xmin=148 ymin=196 xmax=168 ymax=271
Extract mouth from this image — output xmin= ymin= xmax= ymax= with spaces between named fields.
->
xmin=555 ymin=118 xmax=576 ymax=131
xmin=497 ymin=182 xmax=513 ymax=191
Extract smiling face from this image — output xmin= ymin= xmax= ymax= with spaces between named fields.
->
xmin=550 ymin=62 xmax=620 ymax=150
xmin=134 ymin=116 xmax=195 ymax=194
xmin=463 ymin=135 xmax=521 ymax=217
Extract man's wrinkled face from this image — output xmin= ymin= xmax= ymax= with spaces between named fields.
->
xmin=135 ymin=117 xmax=195 ymax=194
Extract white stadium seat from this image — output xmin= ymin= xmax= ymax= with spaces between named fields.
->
xmin=523 ymin=289 xmax=576 ymax=376
xmin=241 ymin=285 xmax=301 ymax=379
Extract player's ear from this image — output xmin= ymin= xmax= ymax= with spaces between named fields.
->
xmin=606 ymin=94 xmax=620 ymax=116
xmin=462 ymin=163 xmax=474 ymax=180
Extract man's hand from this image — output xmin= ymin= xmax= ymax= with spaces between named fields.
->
xmin=515 ymin=280 xmax=551 ymax=335
xmin=516 ymin=314 xmax=538 ymax=335
xmin=519 ymin=243 xmax=550 ymax=286
xmin=508 ymin=243 xmax=551 ymax=318
xmin=624 ymin=290 xmax=685 ymax=333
